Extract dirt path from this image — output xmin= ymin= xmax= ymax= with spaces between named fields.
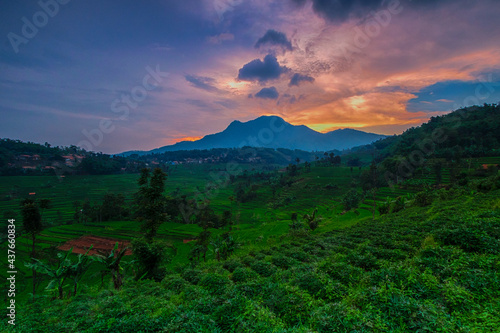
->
xmin=58 ymin=235 xmax=132 ymax=255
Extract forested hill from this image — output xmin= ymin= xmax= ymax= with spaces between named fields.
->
xmin=351 ymin=104 xmax=500 ymax=160
xmin=0 ymin=139 xmax=137 ymax=176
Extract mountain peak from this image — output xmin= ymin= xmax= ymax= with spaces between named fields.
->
xmin=120 ymin=115 xmax=387 ymax=155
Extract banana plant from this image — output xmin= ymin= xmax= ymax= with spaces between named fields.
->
xmin=67 ymin=246 xmax=93 ymax=296
xmin=25 ymin=248 xmax=74 ymax=299
xmin=303 ymin=208 xmax=320 ymax=231
xmin=93 ymin=242 xmax=128 ymax=290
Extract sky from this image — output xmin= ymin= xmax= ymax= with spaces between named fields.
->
xmin=1 ymin=0 xmax=500 ymax=154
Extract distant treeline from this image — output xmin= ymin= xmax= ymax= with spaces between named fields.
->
xmin=127 ymin=146 xmax=337 ymax=166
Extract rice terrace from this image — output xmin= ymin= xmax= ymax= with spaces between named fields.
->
xmin=2 ymin=0 xmax=500 ymax=332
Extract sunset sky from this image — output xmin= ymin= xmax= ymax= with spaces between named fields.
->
xmin=1 ymin=0 xmax=500 ymax=154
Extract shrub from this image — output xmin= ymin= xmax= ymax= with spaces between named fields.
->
xmin=231 ymin=267 xmax=259 ymax=283
xmin=131 ymin=238 xmax=169 ymax=282
xmin=241 ymin=255 xmax=256 ymax=267
xmin=165 ymin=308 xmax=218 ymax=332
xmin=436 ymin=227 xmax=499 ymax=254
xmin=284 ymin=248 xmax=310 ymax=262
xmin=161 ymin=274 xmax=186 ymax=293
xmin=320 ymin=261 xmax=364 ymax=284
xmin=414 ymin=190 xmax=435 ymax=207
xmin=250 ymin=260 xmax=277 ymax=277
xmin=181 ymin=268 xmax=203 ymax=285
xmin=271 ymin=254 xmax=297 ymax=269
xmin=222 ymin=259 xmax=243 ymax=273
xmin=199 ymin=273 xmax=229 ymax=295
xmin=390 ymin=196 xmax=405 ymax=213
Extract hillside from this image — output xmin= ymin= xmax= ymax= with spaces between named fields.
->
xmin=2 ymin=105 xmax=500 ymax=332
xmin=121 ymin=116 xmax=387 ymax=155
xmin=348 ymin=104 xmax=500 ymax=161
xmin=5 ymin=188 xmax=500 ymax=332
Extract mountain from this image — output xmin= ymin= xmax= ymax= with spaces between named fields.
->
xmin=121 ymin=116 xmax=386 ymax=156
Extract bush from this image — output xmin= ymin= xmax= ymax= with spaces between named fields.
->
xmin=390 ymin=196 xmax=406 ymax=213
xmin=222 ymin=259 xmax=243 ymax=273
xmin=250 ymin=260 xmax=277 ymax=277
xmin=436 ymin=227 xmax=500 ymax=254
xmin=131 ymin=238 xmax=170 ymax=282
xmin=271 ymin=254 xmax=297 ymax=269
xmin=320 ymin=261 xmax=364 ymax=284
xmin=284 ymin=248 xmax=310 ymax=262
xmin=241 ymin=255 xmax=256 ymax=267
xmin=181 ymin=268 xmax=203 ymax=285
xmin=414 ymin=190 xmax=435 ymax=207
xmin=199 ymin=273 xmax=230 ymax=295
xmin=161 ymin=274 xmax=186 ymax=293
xmin=231 ymin=267 xmax=259 ymax=283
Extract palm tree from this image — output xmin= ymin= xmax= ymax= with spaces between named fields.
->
xmin=21 ymin=200 xmax=42 ymax=300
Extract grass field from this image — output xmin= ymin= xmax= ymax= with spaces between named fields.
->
xmin=3 ymin=158 xmax=493 ymax=303
xmin=1 ymin=164 xmax=373 ymax=302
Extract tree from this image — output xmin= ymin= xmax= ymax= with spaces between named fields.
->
xmin=21 ymin=200 xmax=43 ymax=300
xmin=221 ymin=210 xmax=232 ymax=230
xmin=303 ymin=209 xmax=320 ymax=231
xmin=101 ymin=193 xmax=128 ymax=221
xmin=189 ymin=229 xmax=212 ymax=263
xmin=135 ymin=168 xmax=168 ymax=240
xmin=210 ymin=232 xmax=237 ymax=261
xmin=341 ymin=189 xmax=362 ymax=211
xmin=38 ymin=198 xmax=52 ymax=222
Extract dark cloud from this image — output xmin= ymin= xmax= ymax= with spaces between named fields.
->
xmin=289 ymin=73 xmax=315 ymax=86
xmin=185 ymin=75 xmax=220 ymax=92
xmin=237 ymin=54 xmax=288 ymax=83
xmin=306 ymin=0 xmax=454 ymax=23
xmin=255 ymin=30 xmax=293 ymax=51
xmin=311 ymin=0 xmax=383 ymax=22
xmin=291 ymin=0 xmax=307 ymax=6
xmin=255 ymin=86 xmax=279 ymax=99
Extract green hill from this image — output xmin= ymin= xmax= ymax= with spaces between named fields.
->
xmin=4 ymin=188 xmax=499 ymax=332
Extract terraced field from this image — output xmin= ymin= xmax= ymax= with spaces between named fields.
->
xmin=7 ymin=159 xmax=491 ymax=303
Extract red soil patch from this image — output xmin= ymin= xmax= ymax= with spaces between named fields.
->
xmin=58 ymin=235 xmax=133 ymax=256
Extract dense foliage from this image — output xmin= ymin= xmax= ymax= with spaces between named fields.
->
xmin=4 ymin=189 xmax=500 ymax=332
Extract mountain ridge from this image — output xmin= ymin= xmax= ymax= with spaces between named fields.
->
xmin=120 ymin=115 xmax=387 ymax=156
